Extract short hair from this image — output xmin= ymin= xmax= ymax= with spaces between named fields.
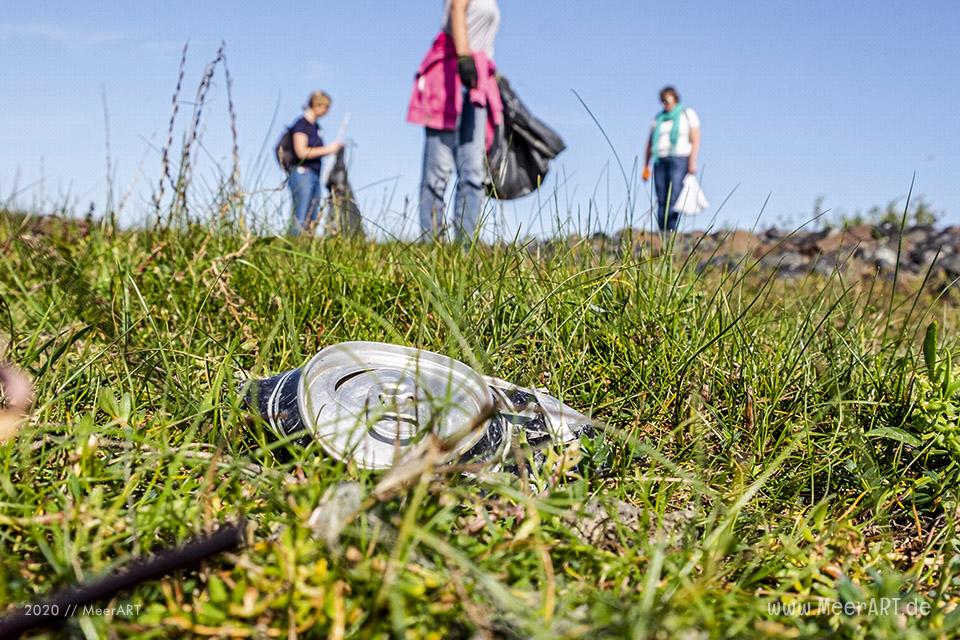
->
xmin=306 ymin=90 xmax=332 ymax=110
xmin=659 ymin=86 xmax=680 ymax=103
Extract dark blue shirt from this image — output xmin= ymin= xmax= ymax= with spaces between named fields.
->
xmin=291 ymin=116 xmax=325 ymax=173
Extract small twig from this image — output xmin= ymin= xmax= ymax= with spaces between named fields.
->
xmin=371 ymin=403 xmax=497 ymax=503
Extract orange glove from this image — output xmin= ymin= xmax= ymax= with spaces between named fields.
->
xmin=642 ymin=165 xmax=651 ymax=182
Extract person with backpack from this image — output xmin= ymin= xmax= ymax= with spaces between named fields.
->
xmin=642 ymin=86 xmax=701 ymax=232
xmin=407 ymin=0 xmax=503 ymax=244
xmin=279 ymin=91 xmax=343 ymax=236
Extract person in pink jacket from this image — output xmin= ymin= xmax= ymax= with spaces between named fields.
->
xmin=407 ymin=0 xmax=501 ymax=243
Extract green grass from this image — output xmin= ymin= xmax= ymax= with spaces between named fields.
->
xmin=2 ymin=210 xmax=960 ymax=639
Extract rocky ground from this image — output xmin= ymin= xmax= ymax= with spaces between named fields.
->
xmin=9 ymin=211 xmax=960 ymax=289
xmin=588 ymin=223 xmax=960 ymax=285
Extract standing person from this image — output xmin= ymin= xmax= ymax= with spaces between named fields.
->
xmin=408 ymin=0 xmax=503 ymax=243
xmin=642 ymin=86 xmax=701 ymax=233
xmin=287 ymin=91 xmax=343 ymax=236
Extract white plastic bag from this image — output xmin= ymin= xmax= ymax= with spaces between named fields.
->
xmin=675 ymin=174 xmax=709 ymax=215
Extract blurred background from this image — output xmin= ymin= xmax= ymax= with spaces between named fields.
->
xmin=1 ymin=0 xmax=958 ymax=238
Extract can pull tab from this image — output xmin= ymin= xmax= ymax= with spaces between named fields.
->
xmin=367 ymin=379 xmax=420 ymax=446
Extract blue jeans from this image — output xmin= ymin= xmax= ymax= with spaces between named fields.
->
xmin=288 ymin=167 xmax=323 ymax=236
xmin=418 ymin=94 xmax=486 ymax=243
xmin=654 ymin=156 xmax=688 ymax=232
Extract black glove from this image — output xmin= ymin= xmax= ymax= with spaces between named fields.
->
xmin=457 ymin=55 xmax=478 ymax=89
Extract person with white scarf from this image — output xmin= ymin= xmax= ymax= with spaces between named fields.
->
xmin=642 ymin=86 xmax=701 ymax=232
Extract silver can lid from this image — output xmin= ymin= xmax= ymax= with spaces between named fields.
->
xmin=298 ymin=342 xmax=492 ymax=470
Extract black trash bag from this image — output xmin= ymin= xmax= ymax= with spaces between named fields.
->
xmin=325 ymin=148 xmax=364 ymax=237
xmin=486 ymin=75 xmax=566 ymax=200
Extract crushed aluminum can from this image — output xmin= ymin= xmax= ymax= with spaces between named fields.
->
xmin=246 ymin=342 xmax=595 ymax=472
xmin=247 ymin=367 xmax=311 ymax=447
xmin=460 ymin=376 xmax=595 ymax=472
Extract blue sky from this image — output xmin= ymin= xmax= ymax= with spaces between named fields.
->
xmin=1 ymin=1 xmax=958 ymax=238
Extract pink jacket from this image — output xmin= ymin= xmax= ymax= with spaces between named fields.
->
xmin=406 ymin=32 xmax=503 ymax=151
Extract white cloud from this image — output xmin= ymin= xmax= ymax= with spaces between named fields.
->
xmin=0 ymin=22 xmax=136 ymax=48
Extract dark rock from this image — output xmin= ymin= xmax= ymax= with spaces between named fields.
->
xmin=760 ymin=252 xmax=809 ymax=277
xmin=811 ymin=253 xmax=848 ymax=277
xmin=903 ymin=224 xmax=935 ymax=246
xmin=935 ymin=254 xmax=960 ymax=279
xmin=917 ymin=249 xmax=941 ymax=268
xmin=760 ymin=227 xmax=786 ymax=243
xmin=857 ymin=244 xmax=899 ymax=271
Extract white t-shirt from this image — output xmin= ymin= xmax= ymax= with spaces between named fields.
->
xmin=650 ymin=107 xmax=700 ymax=158
xmin=442 ymin=0 xmax=500 ymax=58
